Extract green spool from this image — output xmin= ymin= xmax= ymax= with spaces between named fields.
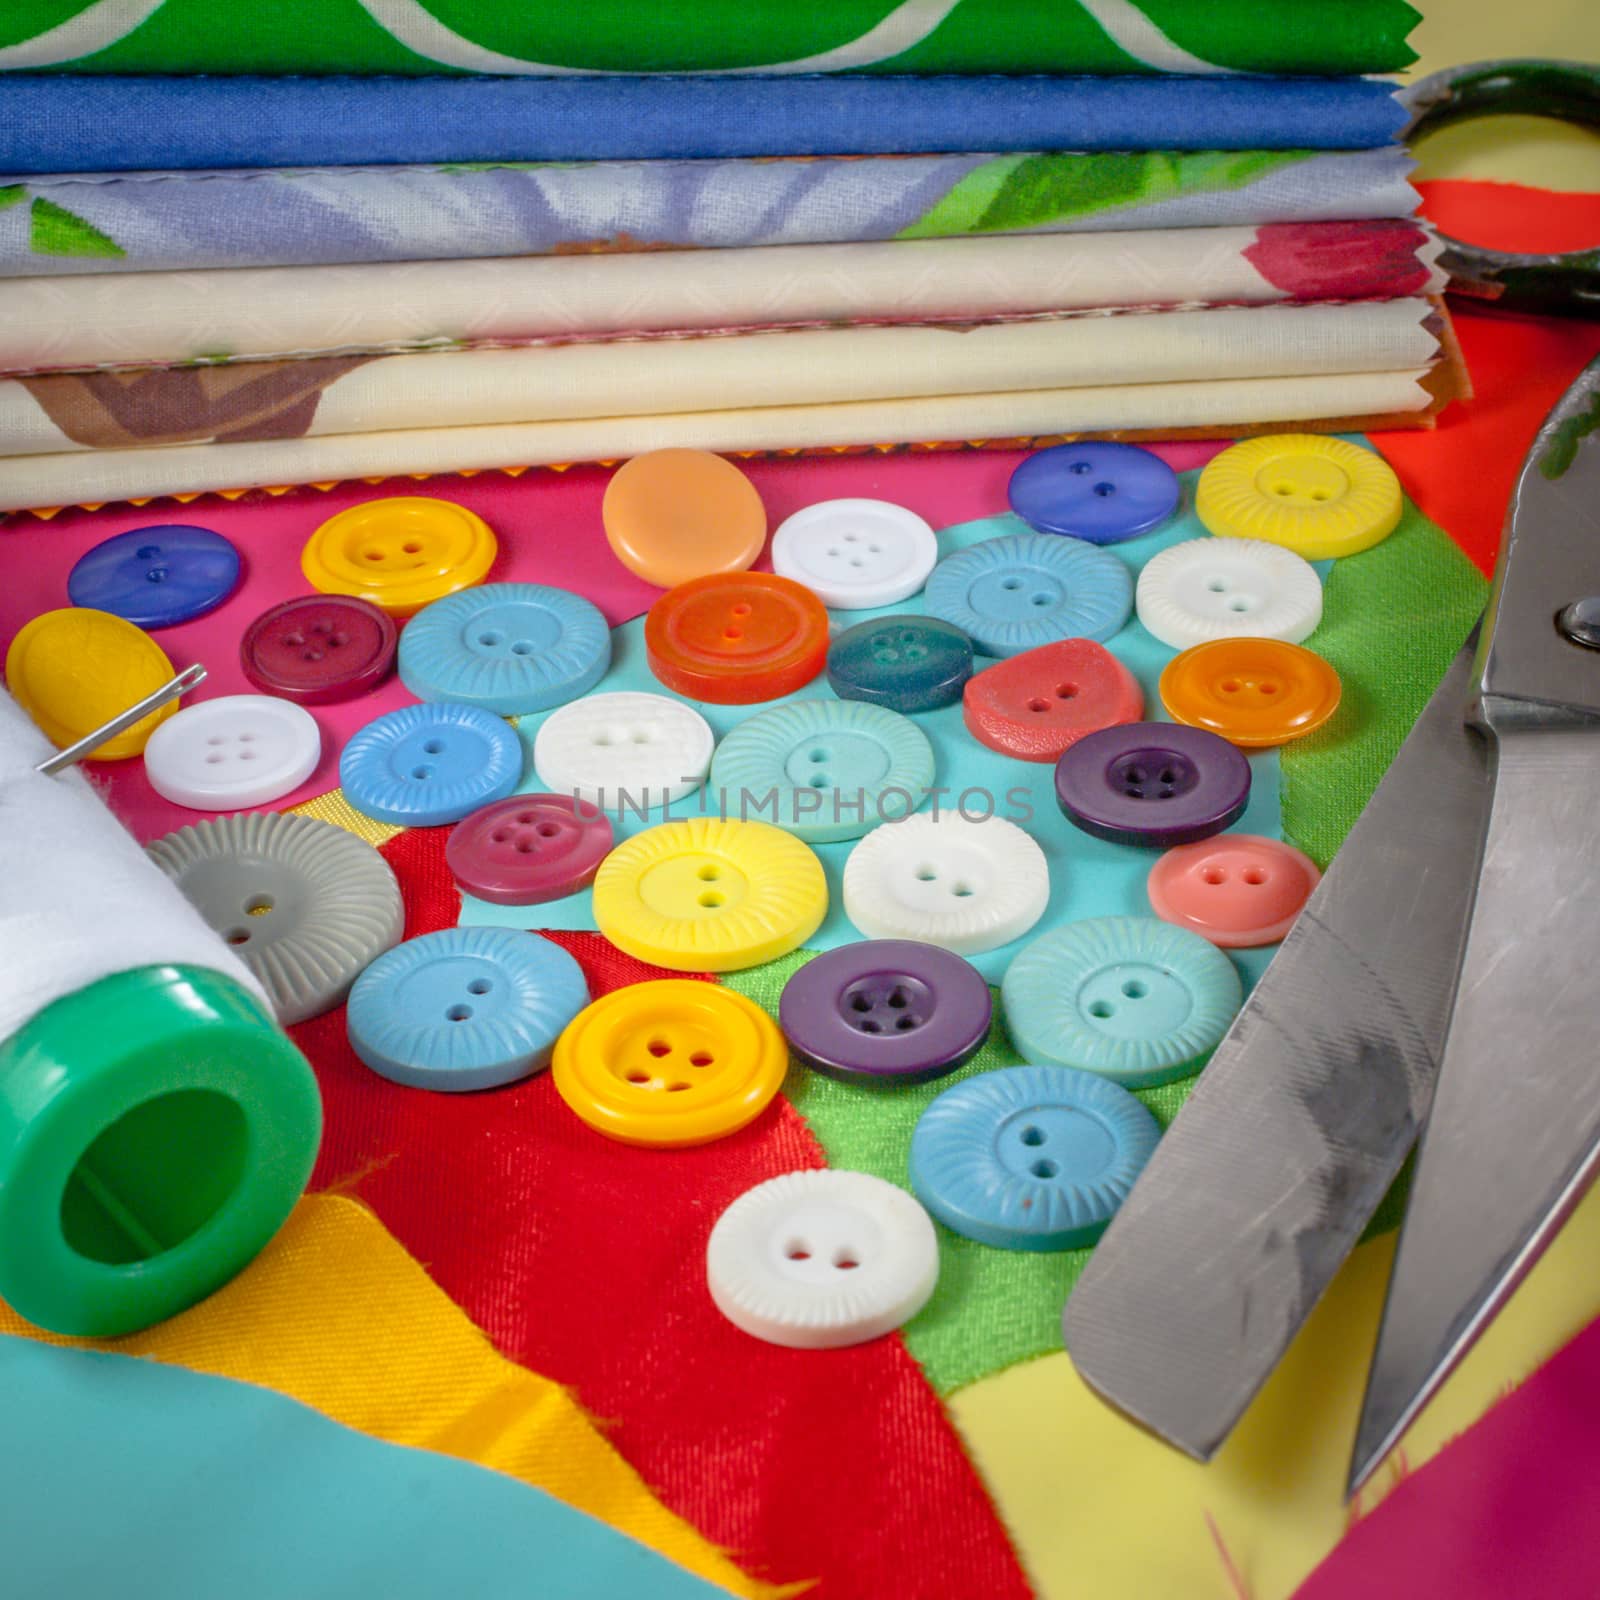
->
xmin=0 ymin=964 xmax=321 ymax=1337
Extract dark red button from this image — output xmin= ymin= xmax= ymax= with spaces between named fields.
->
xmin=241 ymin=594 xmax=397 ymax=705
xmin=446 ymin=794 xmax=614 ymax=907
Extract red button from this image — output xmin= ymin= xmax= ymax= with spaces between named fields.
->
xmin=446 ymin=794 xmax=614 ymax=907
xmin=1147 ymin=834 xmax=1321 ymax=947
xmin=240 ymin=594 xmax=397 ymax=705
xmin=963 ymin=638 xmax=1144 ymax=762
xmin=645 ymin=572 xmax=829 ymax=705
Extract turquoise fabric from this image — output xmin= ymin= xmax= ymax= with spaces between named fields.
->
xmin=460 ymin=485 xmax=1287 ymax=987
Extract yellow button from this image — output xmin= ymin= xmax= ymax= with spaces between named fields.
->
xmin=302 ymin=497 xmax=497 ymax=616
xmin=1195 ymin=435 xmax=1402 ymax=560
xmin=553 ymin=979 xmax=787 ymax=1147
xmin=6 ymin=608 xmax=179 ymax=758
xmin=592 ymin=816 xmax=827 ymax=973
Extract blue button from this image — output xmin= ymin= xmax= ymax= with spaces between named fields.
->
xmin=1001 ymin=915 xmax=1242 ymax=1088
xmin=67 ymin=525 xmax=241 ymax=629
xmin=1008 ymin=444 xmax=1180 ymax=545
xmin=347 ymin=926 xmax=590 ymax=1091
xmin=398 ymin=582 xmax=611 ymax=715
xmin=909 ymin=1064 xmax=1160 ymax=1250
xmin=340 ymin=701 xmax=523 ymax=827
xmin=709 ymin=698 xmax=935 ymax=843
xmin=826 ymin=615 xmax=973 ymax=714
xmin=923 ymin=531 xmax=1132 ymax=657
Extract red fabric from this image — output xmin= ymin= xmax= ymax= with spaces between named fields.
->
xmin=1244 ymin=220 xmax=1436 ymax=299
xmin=294 ymin=826 xmax=1032 ymax=1600
xmin=1295 ymin=1314 xmax=1600 ymax=1600
xmin=1370 ymin=183 xmax=1600 ymax=576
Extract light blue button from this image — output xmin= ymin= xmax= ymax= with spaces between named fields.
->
xmin=398 ymin=582 xmax=611 ymax=714
xmin=348 ymin=926 xmax=589 ymax=1091
xmin=340 ymin=701 xmax=523 ymax=826
xmin=708 ymin=698 xmax=935 ymax=843
xmin=908 ymin=1064 xmax=1160 ymax=1250
xmin=1001 ymin=915 xmax=1242 ymax=1088
xmin=923 ymin=532 xmax=1132 ymax=656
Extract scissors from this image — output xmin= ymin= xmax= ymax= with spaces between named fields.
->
xmin=1063 ymin=63 xmax=1600 ymax=1495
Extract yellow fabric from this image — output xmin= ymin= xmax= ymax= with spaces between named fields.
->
xmin=949 ymin=1176 xmax=1600 ymax=1600
xmin=0 ymin=1193 xmax=780 ymax=1600
xmin=288 ymin=784 xmax=405 ymax=847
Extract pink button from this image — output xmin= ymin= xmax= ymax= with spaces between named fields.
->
xmin=1146 ymin=834 xmax=1321 ymax=948
xmin=446 ymin=794 xmax=614 ymax=907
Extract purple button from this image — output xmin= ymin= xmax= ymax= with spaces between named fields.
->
xmin=779 ymin=939 xmax=992 ymax=1085
xmin=446 ymin=794 xmax=614 ymax=907
xmin=1055 ymin=722 xmax=1251 ymax=848
xmin=241 ymin=594 xmax=397 ymax=705
xmin=1008 ymin=443 xmax=1180 ymax=545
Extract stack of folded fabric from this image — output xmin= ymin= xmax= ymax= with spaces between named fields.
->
xmin=0 ymin=0 xmax=1458 ymax=513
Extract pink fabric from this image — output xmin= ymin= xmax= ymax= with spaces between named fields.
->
xmin=1295 ymin=1315 xmax=1600 ymax=1600
xmin=0 ymin=441 xmax=1225 ymax=840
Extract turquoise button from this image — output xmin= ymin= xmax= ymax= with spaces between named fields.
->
xmin=908 ymin=1064 xmax=1161 ymax=1250
xmin=923 ymin=531 xmax=1133 ymax=657
xmin=709 ymin=698 xmax=935 ymax=843
xmin=1001 ymin=916 xmax=1242 ymax=1088
xmin=826 ymin=615 xmax=973 ymax=713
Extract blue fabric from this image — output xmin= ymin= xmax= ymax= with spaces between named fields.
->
xmin=0 ymin=1333 xmax=733 ymax=1600
xmin=0 ymin=74 xmax=1407 ymax=174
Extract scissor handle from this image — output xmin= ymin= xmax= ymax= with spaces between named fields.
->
xmin=1399 ymin=59 xmax=1600 ymax=319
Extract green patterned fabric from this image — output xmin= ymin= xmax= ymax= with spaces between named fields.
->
xmin=0 ymin=0 xmax=1419 ymax=76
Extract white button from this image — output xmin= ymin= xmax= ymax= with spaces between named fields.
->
xmin=533 ymin=690 xmax=714 ymax=810
xmin=843 ymin=811 xmax=1049 ymax=955
xmin=142 ymin=694 xmax=321 ymax=810
xmin=1135 ymin=536 xmax=1323 ymax=651
xmin=771 ymin=499 xmax=938 ymax=610
xmin=707 ymin=1169 xmax=939 ymax=1349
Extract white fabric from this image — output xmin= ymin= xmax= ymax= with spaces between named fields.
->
xmin=0 ymin=689 xmax=269 ymax=1040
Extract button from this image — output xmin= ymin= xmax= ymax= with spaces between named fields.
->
xmin=553 ymin=978 xmax=787 ymax=1146
xmin=398 ymin=582 xmax=611 ymax=715
xmin=1054 ymin=722 xmax=1251 ymax=848
xmin=593 ymin=817 xmax=827 ymax=972
xmin=923 ymin=532 xmax=1132 ymax=657
xmin=348 ymin=927 xmax=590 ymax=1092
xmin=6 ymin=607 xmax=179 ymax=759
xmin=533 ymin=690 xmax=714 ymax=810
xmin=707 ymin=1170 xmax=939 ymax=1347
xmin=146 ymin=812 xmax=404 ymax=1025
xmin=340 ymin=701 xmax=523 ymax=826
xmin=842 ymin=812 xmax=1048 ymax=956
xmin=708 ymin=698 xmax=934 ymax=844
xmin=771 ymin=498 xmax=938 ymax=610
xmin=1000 ymin=915 xmax=1242 ymax=1088
xmin=1160 ymin=637 xmax=1341 ymax=748
xmin=778 ymin=939 xmax=991 ymax=1085
xmin=1147 ymin=833 xmax=1321 ymax=948
xmin=962 ymin=638 xmax=1143 ymax=762
xmin=645 ymin=572 xmax=829 ymax=704
xmin=1196 ymin=434 xmax=1403 ymax=560
xmin=1007 ymin=443 xmax=1180 ymax=545
xmin=67 ymin=525 xmax=241 ymax=630
xmin=446 ymin=793 xmax=613 ymax=907
xmin=602 ymin=449 xmax=766 ymax=588
xmin=142 ymin=694 xmax=321 ymax=810
xmin=302 ymin=497 xmax=497 ymax=616
xmin=826 ymin=615 xmax=973 ymax=714
xmin=908 ymin=1065 xmax=1161 ymax=1250
xmin=240 ymin=594 xmax=397 ymax=705
xmin=1135 ymin=536 xmax=1322 ymax=651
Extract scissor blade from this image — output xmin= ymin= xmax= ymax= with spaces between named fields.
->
xmin=1351 ymin=358 xmax=1600 ymax=1494
xmin=1063 ymin=635 xmax=1489 ymax=1460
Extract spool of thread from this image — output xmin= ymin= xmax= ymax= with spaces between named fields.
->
xmin=0 ymin=688 xmax=321 ymax=1337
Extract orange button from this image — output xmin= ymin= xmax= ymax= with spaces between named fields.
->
xmin=1159 ymin=638 xmax=1340 ymax=748
xmin=645 ymin=572 xmax=829 ymax=705
xmin=602 ymin=449 xmax=767 ymax=589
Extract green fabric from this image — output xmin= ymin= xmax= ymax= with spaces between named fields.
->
xmin=1 ymin=0 xmax=1420 ymax=75
xmin=897 ymin=149 xmax=1305 ymax=241
xmin=27 ymin=197 xmax=123 ymax=258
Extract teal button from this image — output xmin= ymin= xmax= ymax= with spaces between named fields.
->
xmin=826 ymin=615 xmax=973 ymax=714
